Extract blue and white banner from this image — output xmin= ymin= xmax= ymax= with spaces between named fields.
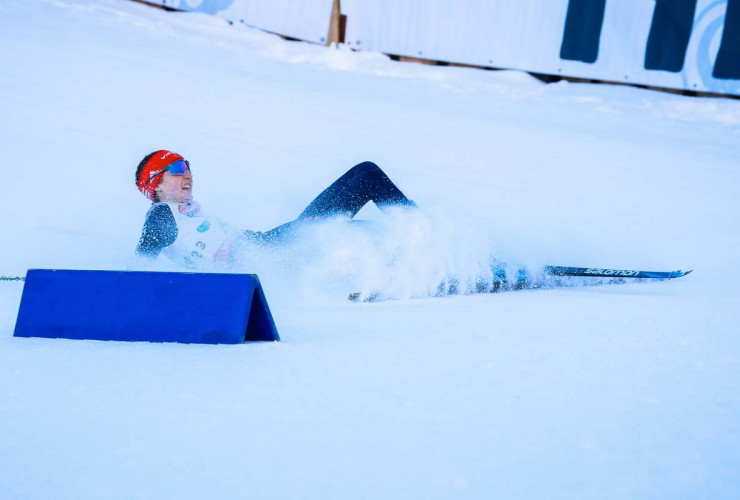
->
xmin=341 ymin=0 xmax=739 ymax=96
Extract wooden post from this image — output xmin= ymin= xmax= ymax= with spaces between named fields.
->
xmin=326 ymin=0 xmax=346 ymax=46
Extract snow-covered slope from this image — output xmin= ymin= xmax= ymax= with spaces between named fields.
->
xmin=1 ymin=1 xmax=739 ymax=498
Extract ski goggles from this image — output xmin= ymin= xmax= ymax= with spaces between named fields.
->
xmin=146 ymin=159 xmax=190 ymax=184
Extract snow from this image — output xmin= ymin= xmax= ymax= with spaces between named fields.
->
xmin=1 ymin=0 xmax=739 ymax=498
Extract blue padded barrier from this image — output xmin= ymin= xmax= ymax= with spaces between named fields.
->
xmin=13 ymin=269 xmax=279 ymax=344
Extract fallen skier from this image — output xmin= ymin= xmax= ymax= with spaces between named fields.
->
xmin=135 ymin=150 xmax=416 ymax=269
xmin=134 ymin=150 xmax=691 ymax=298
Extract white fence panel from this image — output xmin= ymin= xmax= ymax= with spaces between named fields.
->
xmin=164 ymin=0 xmax=335 ymax=44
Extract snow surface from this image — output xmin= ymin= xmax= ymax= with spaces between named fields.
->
xmin=1 ymin=0 xmax=740 ymax=498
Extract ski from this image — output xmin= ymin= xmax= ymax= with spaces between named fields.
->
xmin=543 ymin=266 xmax=692 ymax=279
xmin=348 ymin=265 xmax=692 ymax=301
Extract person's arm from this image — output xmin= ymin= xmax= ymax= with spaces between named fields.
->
xmin=136 ymin=203 xmax=177 ymax=258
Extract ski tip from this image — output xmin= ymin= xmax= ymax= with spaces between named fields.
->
xmin=673 ymin=270 xmax=693 ymax=278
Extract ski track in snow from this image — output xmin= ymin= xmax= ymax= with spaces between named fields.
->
xmin=1 ymin=0 xmax=740 ymax=498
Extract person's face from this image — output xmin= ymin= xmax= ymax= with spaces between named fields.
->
xmin=155 ymin=167 xmax=193 ymax=203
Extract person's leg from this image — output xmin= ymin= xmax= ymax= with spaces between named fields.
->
xmin=298 ymin=161 xmax=415 ymax=220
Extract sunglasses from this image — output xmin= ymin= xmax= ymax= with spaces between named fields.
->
xmin=147 ymin=160 xmax=191 ymax=184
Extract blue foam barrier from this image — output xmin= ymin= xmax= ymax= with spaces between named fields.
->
xmin=13 ymin=269 xmax=279 ymax=344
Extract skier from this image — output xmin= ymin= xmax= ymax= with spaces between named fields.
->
xmin=135 ymin=150 xmax=416 ymax=269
